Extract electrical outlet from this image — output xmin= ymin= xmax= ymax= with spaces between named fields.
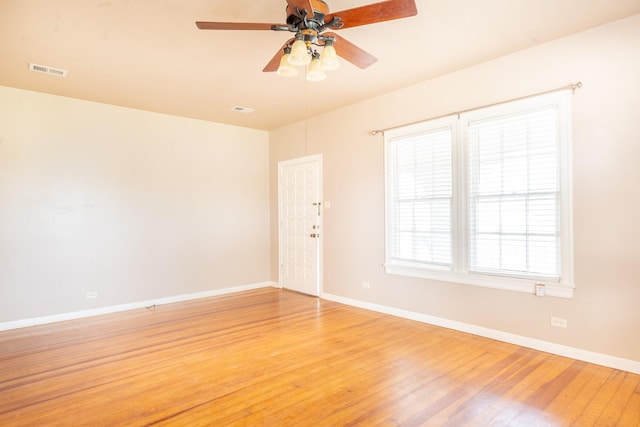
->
xmin=362 ymin=281 xmax=370 ymax=289
xmin=86 ymin=291 xmax=98 ymax=299
xmin=551 ymin=316 xmax=568 ymax=328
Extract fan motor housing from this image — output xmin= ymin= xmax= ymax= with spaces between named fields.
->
xmin=286 ymin=0 xmax=329 ymax=27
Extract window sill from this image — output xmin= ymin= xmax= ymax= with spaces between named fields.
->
xmin=384 ymin=264 xmax=574 ymax=298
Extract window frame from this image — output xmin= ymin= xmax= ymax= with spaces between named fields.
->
xmin=384 ymin=91 xmax=574 ymax=298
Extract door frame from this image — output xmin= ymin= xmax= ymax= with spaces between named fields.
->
xmin=278 ymin=154 xmax=323 ymax=296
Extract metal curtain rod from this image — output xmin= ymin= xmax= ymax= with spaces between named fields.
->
xmin=370 ymin=81 xmax=583 ymax=136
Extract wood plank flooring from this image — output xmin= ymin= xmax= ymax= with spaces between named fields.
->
xmin=0 ymin=288 xmax=638 ymax=426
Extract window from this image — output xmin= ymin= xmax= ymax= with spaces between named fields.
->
xmin=384 ymin=91 xmax=574 ymax=298
xmin=387 ymin=117 xmax=455 ymax=270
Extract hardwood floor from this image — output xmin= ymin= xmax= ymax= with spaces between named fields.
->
xmin=1 ymin=288 xmax=638 ymax=426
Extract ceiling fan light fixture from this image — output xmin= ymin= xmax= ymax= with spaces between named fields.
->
xmin=320 ymin=41 xmax=339 ymax=71
xmin=306 ymin=52 xmax=327 ymax=82
xmin=288 ymin=38 xmax=311 ymax=66
xmin=277 ymin=47 xmax=298 ymax=77
xmin=196 ymin=0 xmax=418 ymax=78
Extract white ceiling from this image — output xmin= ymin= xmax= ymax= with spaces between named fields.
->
xmin=1 ymin=0 xmax=639 ymax=130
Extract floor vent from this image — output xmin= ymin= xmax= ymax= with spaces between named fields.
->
xmin=29 ymin=63 xmax=68 ymax=77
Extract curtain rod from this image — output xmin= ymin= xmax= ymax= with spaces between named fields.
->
xmin=370 ymin=81 xmax=583 ymax=136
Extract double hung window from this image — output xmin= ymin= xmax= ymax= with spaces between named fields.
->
xmin=384 ymin=91 xmax=573 ymax=297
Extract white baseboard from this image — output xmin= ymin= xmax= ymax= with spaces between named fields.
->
xmin=321 ymin=292 xmax=640 ymax=375
xmin=0 ymin=281 xmax=279 ymax=332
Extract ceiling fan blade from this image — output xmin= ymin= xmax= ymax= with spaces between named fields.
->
xmin=263 ymin=38 xmax=295 ymax=72
xmin=325 ymin=0 xmax=417 ymax=29
xmin=324 ymin=32 xmax=377 ymax=69
xmin=286 ymin=0 xmax=315 ymax=18
xmin=196 ymin=21 xmax=280 ymax=31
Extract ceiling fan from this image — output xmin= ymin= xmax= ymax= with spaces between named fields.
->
xmin=196 ymin=0 xmax=418 ymax=79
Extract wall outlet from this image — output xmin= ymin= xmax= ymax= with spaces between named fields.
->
xmin=86 ymin=291 xmax=98 ymax=299
xmin=535 ymin=283 xmax=545 ymax=296
xmin=362 ymin=281 xmax=370 ymax=289
xmin=551 ymin=316 xmax=568 ymax=328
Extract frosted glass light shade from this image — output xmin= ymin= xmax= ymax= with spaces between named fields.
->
xmin=288 ymin=39 xmax=311 ymax=66
xmin=306 ymin=57 xmax=327 ymax=81
xmin=277 ymin=53 xmax=298 ymax=77
xmin=320 ymin=44 xmax=339 ymax=71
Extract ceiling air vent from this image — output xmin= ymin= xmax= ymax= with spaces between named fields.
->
xmin=29 ymin=63 xmax=68 ymax=77
xmin=230 ymin=106 xmax=255 ymax=114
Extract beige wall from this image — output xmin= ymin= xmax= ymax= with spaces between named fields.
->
xmin=0 ymin=86 xmax=270 ymax=322
xmin=269 ymin=14 xmax=640 ymax=362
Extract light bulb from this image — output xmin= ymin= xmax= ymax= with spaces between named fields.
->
xmin=306 ymin=55 xmax=327 ymax=81
xmin=320 ymin=43 xmax=339 ymax=71
xmin=277 ymin=52 xmax=298 ymax=77
xmin=288 ymin=39 xmax=311 ymax=66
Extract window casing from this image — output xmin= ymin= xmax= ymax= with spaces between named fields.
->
xmin=384 ymin=91 xmax=574 ymax=298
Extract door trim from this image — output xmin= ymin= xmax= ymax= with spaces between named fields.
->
xmin=278 ymin=154 xmax=323 ymax=296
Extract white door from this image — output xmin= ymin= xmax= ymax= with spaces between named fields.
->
xmin=278 ymin=155 xmax=322 ymax=296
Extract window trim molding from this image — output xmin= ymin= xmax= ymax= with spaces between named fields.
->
xmin=384 ymin=91 xmax=574 ymax=299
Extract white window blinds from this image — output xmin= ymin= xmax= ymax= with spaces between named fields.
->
xmin=467 ymin=106 xmax=561 ymax=279
xmin=384 ymin=90 xmax=573 ymax=297
xmin=387 ymin=121 xmax=454 ymax=269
